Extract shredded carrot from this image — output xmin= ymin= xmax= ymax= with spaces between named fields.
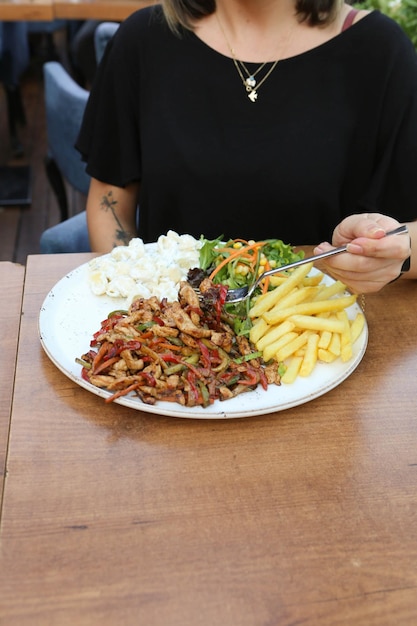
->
xmin=92 ymin=341 xmax=109 ymax=370
xmin=93 ymin=356 xmax=120 ymax=375
xmin=262 ymin=259 xmax=271 ymax=294
xmin=209 ymin=241 xmax=266 ymax=280
xmin=157 ymin=342 xmax=183 ymax=352
xmin=106 ymin=381 xmax=141 ymax=403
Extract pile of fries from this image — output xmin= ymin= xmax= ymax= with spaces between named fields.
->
xmin=249 ymin=263 xmax=365 ymax=384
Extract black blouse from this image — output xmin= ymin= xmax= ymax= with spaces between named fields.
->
xmin=76 ymin=7 xmax=417 ymax=244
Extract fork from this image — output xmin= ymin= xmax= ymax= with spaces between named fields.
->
xmin=197 ymin=224 xmax=409 ymax=304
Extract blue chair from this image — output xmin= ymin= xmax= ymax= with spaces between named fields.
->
xmin=40 ymin=22 xmax=120 ymax=252
xmin=43 ymin=61 xmax=90 ymax=222
xmin=94 ymin=21 xmax=120 ymax=63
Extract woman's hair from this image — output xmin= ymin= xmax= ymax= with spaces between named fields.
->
xmin=162 ymin=0 xmax=343 ymax=32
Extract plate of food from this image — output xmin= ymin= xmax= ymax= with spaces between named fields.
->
xmin=39 ymin=231 xmax=368 ymax=419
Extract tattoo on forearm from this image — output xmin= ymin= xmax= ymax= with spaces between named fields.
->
xmin=100 ymin=191 xmax=131 ymax=246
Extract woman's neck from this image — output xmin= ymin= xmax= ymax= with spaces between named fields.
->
xmin=194 ymin=1 xmax=348 ymax=64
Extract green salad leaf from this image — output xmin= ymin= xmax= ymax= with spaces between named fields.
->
xmin=197 ymin=236 xmax=304 ymax=336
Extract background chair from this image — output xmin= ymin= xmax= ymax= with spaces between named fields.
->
xmin=40 ymin=22 xmax=120 ymax=252
xmin=43 ymin=21 xmax=120 ymax=222
xmin=43 ymin=61 xmax=91 ymax=222
xmin=94 ymin=21 xmax=120 ymax=64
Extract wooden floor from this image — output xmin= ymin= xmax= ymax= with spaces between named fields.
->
xmin=0 ymin=37 xmax=85 ymax=265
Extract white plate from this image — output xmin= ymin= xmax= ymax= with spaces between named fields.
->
xmin=39 ymin=259 xmax=368 ymax=419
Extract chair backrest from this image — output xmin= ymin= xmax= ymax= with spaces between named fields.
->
xmin=94 ymin=21 xmax=120 ymax=64
xmin=43 ymin=61 xmax=91 ymax=196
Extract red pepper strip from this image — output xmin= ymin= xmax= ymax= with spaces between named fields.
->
xmin=215 ymin=284 xmax=228 ymax=321
xmin=139 ymin=371 xmax=157 ymax=386
xmin=100 ymin=314 xmax=124 ymax=332
xmin=186 ymin=370 xmax=200 ymax=404
xmin=81 ymin=367 xmax=91 ymax=382
xmin=90 ymin=315 xmax=124 ymax=346
xmin=198 ymin=340 xmax=212 ymax=370
xmin=153 ymin=316 xmax=165 ymax=326
xmin=186 ymin=305 xmax=204 ymax=316
xmin=105 ymin=340 xmax=142 ymax=360
xmin=258 ymin=367 xmax=268 ymax=391
xmin=238 ymin=366 xmax=259 ymax=387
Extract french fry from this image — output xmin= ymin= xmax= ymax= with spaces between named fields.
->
xmin=269 ymin=276 xmax=288 ymax=287
xmin=249 ymin=262 xmax=313 ymax=318
xmin=294 ymin=348 xmax=306 ymax=357
xmin=318 ymin=330 xmax=332 ymax=349
xmin=262 ymin=294 xmax=357 ymax=325
xmin=281 ymin=356 xmax=303 ymax=384
xmin=289 ymin=314 xmax=345 ymax=334
xmin=262 ymin=331 xmax=298 ymax=363
xmin=249 ymin=318 xmax=269 ymax=345
xmin=302 ymin=272 xmax=324 ymax=286
xmin=313 ymin=280 xmax=347 ymax=301
xmin=337 ymin=310 xmax=353 ymax=362
xmin=318 ymin=348 xmax=338 ymax=363
xmin=328 ymin=331 xmax=341 ymax=357
xmin=299 ymin=333 xmax=320 ymax=377
xmin=269 ymin=286 xmax=320 ymax=311
xmin=256 ymin=320 xmax=295 ymax=351
xmin=276 ymin=330 xmax=311 ymax=362
xmin=350 ymin=312 xmax=365 ymax=344
xmin=249 ymin=267 xmax=365 ymax=384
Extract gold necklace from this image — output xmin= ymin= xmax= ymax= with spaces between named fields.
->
xmin=232 ymin=58 xmax=280 ymax=102
xmin=216 ymin=13 xmax=292 ymax=103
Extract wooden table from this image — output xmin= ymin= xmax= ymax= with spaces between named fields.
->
xmin=0 ymin=0 xmax=54 ymax=21
xmin=0 ymin=262 xmax=25 ymax=507
xmin=0 ymin=252 xmax=416 ymax=625
xmin=54 ymin=0 xmax=150 ymax=20
xmin=0 ymin=0 xmax=148 ymax=21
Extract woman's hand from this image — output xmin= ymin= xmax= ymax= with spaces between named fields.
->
xmin=313 ymin=213 xmax=413 ymax=293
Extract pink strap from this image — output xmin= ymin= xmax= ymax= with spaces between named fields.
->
xmin=342 ymin=8 xmax=359 ymax=31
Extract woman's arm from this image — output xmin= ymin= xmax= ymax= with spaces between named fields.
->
xmin=86 ymin=177 xmax=140 ymax=253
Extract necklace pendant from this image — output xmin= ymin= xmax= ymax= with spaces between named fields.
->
xmin=245 ymin=76 xmax=256 ymax=88
xmin=248 ymin=90 xmax=258 ymax=103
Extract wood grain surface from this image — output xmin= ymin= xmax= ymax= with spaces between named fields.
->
xmin=0 ymin=0 xmax=150 ymax=21
xmin=54 ymin=0 xmax=149 ymax=20
xmin=0 ymin=262 xmax=25 ymax=506
xmin=0 ymin=0 xmax=54 ymax=21
xmin=0 ymin=253 xmax=416 ymax=625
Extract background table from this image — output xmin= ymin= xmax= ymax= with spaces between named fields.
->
xmin=54 ymin=0 xmax=150 ymax=20
xmin=0 ymin=262 xmax=24 ymax=508
xmin=0 ymin=0 xmax=150 ymax=21
xmin=0 ymin=253 xmax=416 ymax=625
xmin=0 ymin=0 xmax=54 ymax=21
